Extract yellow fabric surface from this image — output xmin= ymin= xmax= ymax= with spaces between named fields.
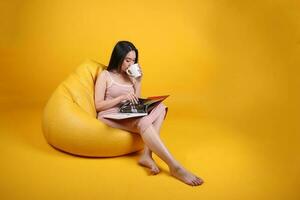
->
xmin=42 ymin=59 xmax=144 ymax=157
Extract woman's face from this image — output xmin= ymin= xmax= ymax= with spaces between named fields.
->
xmin=120 ymin=50 xmax=136 ymax=73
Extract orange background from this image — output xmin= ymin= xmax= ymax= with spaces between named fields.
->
xmin=0 ymin=0 xmax=299 ymax=199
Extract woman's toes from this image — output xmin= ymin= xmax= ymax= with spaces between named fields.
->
xmin=188 ymin=176 xmax=203 ymax=186
xmin=198 ymin=177 xmax=204 ymax=185
xmin=194 ymin=176 xmax=203 ymax=184
xmin=197 ymin=179 xmax=202 ymax=185
xmin=194 ymin=177 xmax=199 ymax=184
xmin=150 ymin=167 xmax=160 ymax=175
xmin=192 ymin=178 xmax=200 ymax=186
xmin=191 ymin=180 xmax=197 ymax=186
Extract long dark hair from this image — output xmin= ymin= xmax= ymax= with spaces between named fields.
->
xmin=107 ymin=41 xmax=139 ymax=73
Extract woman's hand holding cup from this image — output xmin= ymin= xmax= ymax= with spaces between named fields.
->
xmin=126 ymin=63 xmax=143 ymax=84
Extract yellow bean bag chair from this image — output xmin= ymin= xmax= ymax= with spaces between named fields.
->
xmin=42 ymin=59 xmax=144 ymax=157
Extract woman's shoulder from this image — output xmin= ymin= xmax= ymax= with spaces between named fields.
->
xmin=100 ymin=69 xmax=108 ymax=74
xmin=96 ymin=69 xmax=109 ymax=82
xmin=98 ymin=69 xmax=109 ymax=77
xmin=97 ymin=69 xmax=113 ymax=87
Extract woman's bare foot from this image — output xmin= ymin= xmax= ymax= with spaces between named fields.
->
xmin=170 ymin=166 xmax=204 ymax=186
xmin=138 ymin=155 xmax=160 ymax=175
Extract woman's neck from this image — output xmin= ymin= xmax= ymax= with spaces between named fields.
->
xmin=111 ymin=70 xmax=130 ymax=81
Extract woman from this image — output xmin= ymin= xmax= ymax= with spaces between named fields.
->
xmin=94 ymin=41 xmax=204 ymax=186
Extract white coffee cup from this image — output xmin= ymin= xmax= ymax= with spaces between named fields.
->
xmin=126 ymin=63 xmax=142 ymax=78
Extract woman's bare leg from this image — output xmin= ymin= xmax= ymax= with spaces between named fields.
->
xmin=138 ymin=124 xmax=204 ymax=186
xmin=138 ymin=114 xmax=164 ymax=174
xmin=143 ymin=113 xmax=164 ymax=156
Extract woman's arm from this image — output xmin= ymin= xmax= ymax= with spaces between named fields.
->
xmin=133 ymin=81 xmax=141 ymax=98
xmin=131 ymin=67 xmax=143 ymax=98
xmin=94 ymin=71 xmax=124 ymax=112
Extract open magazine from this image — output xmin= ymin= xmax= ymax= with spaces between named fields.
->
xmin=103 ymin=95 xmax=169 ymax=120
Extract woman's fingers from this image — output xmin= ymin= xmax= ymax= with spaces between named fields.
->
xmin=125 ymin=93 xmax=139 ymax=104
xmin=135 ymin=97 xmax=139 ymax=104
xmin=131 ymin=93 xmax=139 ymax=104
xmin=132 ymin=94 xmax=139 ymax=104
xmin=135 ymin=94 xmax=140 ymax=104
xmin=129 ymin=96 xmax=134 ymax=104
xmin=127 ymin=94 xmax=135 ymax=104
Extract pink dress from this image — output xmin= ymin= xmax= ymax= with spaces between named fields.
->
xmin=96 ymin=70 xmax=168 ymax=134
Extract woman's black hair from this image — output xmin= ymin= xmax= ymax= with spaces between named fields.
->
xmin=107 ymin=41 xmax=138 ymax=72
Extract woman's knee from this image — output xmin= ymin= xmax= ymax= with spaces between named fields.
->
xmin=159 ymin=103 xmax=168 ymax=119
xmin=137 ymin=118 xmax=151 ymax=133
xmin=155 ymin=110 xmax=165 ymax=124
xmin=137 ymin=103 xmax=167 ymax=133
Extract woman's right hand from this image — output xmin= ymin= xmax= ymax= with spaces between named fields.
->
xmin=120 ymin=93 xmax=139 ymax=104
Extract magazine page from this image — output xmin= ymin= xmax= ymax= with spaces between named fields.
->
xmin=120 ymin=95 xmax=169 ymax=114
xmin=103 ymin=95 xmax=169 ymax=120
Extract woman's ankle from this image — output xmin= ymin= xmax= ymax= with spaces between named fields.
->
xmin=141 ymin=151 xmax=152 ymax=158
xmin=168 ymin=162 xmax=182 ymax=171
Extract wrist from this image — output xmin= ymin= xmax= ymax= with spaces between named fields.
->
xmin=134 ymin=80 xmax=141 ymax=87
